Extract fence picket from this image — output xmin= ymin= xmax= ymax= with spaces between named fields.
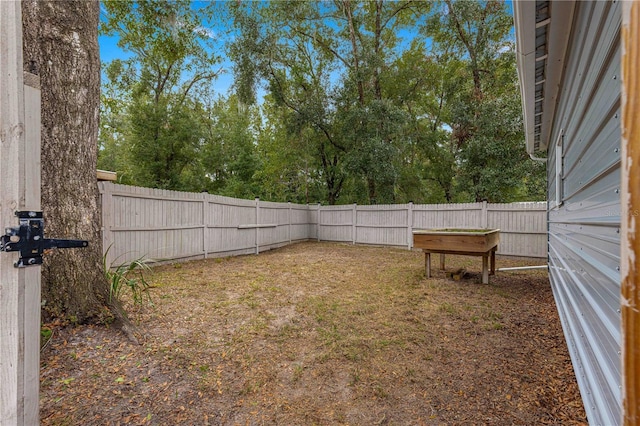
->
xmin=99 ymin=183 xmax=547 ymax=265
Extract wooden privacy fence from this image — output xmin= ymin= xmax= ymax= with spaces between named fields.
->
xmin=99 ymin=183 xmax=318 ymax=267
xmin=99 ymin=182 xmax=547 ymax=266
xmin=317 ymin=201 xmax=547 ymax=257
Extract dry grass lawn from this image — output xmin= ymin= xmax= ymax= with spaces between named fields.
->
xmin=40 ymin=242 xmax=586 ymax=425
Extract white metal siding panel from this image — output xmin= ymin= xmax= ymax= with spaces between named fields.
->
xmin=547 ymin=1 xmax=621 ymax=424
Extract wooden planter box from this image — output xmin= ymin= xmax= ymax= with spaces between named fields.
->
xmin=412 ymin=229 xmax=500 ymax=284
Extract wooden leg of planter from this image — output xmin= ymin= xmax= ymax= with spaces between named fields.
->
xmin=440 ymin=253 xmax=446 ymax=270
xmin=425 ymin=251 xmax=431 ymax=278
xmin=490 ymin=249 xmax=496 ymax=275
xmin=482 ymin=254 xmax=489 ymax=284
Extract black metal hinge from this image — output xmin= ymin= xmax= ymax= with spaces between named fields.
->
xmin=0 ymin=211 xmax=88 ymax=267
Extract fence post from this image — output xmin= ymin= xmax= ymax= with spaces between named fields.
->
xmin=98 ymin=182 xmax=114 ymax=266
xmin=202 ymin=193 xmax=208 ymax=259
xmin=21 ymin=71 xmax=42 ymax=426
xmin=255 ymin=197 xmax=260 ymax=254
xmin=482 ymin=200 xmax=488 ymax=229
xmin=317 ymin=203 xmax=321 ymax=242
xmin=352 ymin=203 xmax=357 ymax=244
xmin=0 ymin=3 xmax=41 ymax=423
xmin=288 ymin=202 xmax=292 ymax=244
xmin=407 ymin=202 xmax=414 ymax=250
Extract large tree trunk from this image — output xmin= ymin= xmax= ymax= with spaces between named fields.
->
xmin=21 ymin=1 xmax=137 ymax=340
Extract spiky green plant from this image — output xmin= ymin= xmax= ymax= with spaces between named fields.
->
xmin=103 ymin=246 xmax=155 ymax=306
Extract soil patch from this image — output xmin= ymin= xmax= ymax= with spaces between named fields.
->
xmin=40 ymin=242 xmax=586 ymax=425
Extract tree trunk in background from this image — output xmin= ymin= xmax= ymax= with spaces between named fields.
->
xmin=21 ymin=1 xmax=136 ymax=338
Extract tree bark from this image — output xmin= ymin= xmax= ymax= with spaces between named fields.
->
xmin=342 ymin=0 xmax=365 ymax=105
xmin=21 ymin=1 xmax=138 ymax=340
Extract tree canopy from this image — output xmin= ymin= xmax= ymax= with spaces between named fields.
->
xmin=99 ymin=0 xmax=545 ymax=205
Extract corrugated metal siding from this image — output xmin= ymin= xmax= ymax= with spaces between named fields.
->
xmin=547 ymin=1 xmax=621 ymax=424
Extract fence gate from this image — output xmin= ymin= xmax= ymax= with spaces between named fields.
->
xmin=1 ymin=3 xmax=42 ymax=424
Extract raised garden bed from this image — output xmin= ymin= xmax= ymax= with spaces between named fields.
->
xmin=413 ymin=228 xmax=500 ymax=283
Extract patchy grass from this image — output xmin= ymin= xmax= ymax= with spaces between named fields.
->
xmin=40 ymin=242 xmax=586 ymax=425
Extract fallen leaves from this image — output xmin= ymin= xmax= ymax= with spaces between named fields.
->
xmin=40 ymin=242 xmax=586 ymax=425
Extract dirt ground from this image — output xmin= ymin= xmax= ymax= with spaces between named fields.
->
xmin=40 ymin=242 xmax=587 ymax=425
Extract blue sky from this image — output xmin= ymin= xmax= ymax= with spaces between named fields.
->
xmin=98 ymin=1 xmax=236 ymax=96
xmin=99 ymin=33 xmax=237 ymax=96
xmin=98 ymin=1 xmax=516 ymax=98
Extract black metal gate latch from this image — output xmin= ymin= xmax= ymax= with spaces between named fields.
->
xmin=0 ymin=211 xmax=88 ymax=267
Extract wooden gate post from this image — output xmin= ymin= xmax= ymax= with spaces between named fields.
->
xmin=620 ymin=2 xmax=640 ymax=425
xmin=621 ymin=2 xmax=640 ymax=424
xmin=1 ymin=2 xmax=42 ymax=424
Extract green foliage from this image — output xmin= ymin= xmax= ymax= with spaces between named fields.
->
xmin=422 ymin=0 xmax=545 ymax=202
xmin=104 ymin=248 xmax=155 ymax=307
xmin=99 ymin=0 xmax=223 ymax=191
xmin=200 ymin=95 xmax=261 ymax=197
xmin=340 ymin=100 xmax=409 ymax=204
xmin=40 ymin=326 xmax=53 ymax=351
xmin=99 ymin=0 xmax=545 ymax=205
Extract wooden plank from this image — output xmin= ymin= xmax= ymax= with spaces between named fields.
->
xmin=255 ymin=198 xmax=260 ymax=254
xmin=425 ymin=252 xmax=431 ymax=278
xmin=490 ymin=250 xmax=496 ymax=276
xmin=237 ymin=223 xmax=278 ymax=229
xmin=96 ymin=169 xmax=117 ymax=181
xmin=202 ymin=194 xmax=208 ymax=259
xmin=422 ymin=250 xmax=494 ymax=284
xmin=413 ymin=229 xmax=500 ymax=253
xmin=421 ymin=248 xmax=497 ymax=257
xmin=0 ymin=4 xmax=23 ymax=424
xmin=482 ymin=255 xmax=489 ymax=284
xmin=22 ymin=73 xmax=41 ymax=424
xmin=621 ymin=2 xmax=640 ymax=424
xmin=1 ymin=3 xmax=40 ymax=424
xmin=407 ymin=202 xmax=413 ymax=250
xmin=352 ymin=204 xmax=356 ymax=244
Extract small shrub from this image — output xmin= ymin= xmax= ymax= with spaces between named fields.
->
xmin=40 ymin=326 xmax=53 ymax=350
xmin=104 ymin=247 xmax=155 ymax=306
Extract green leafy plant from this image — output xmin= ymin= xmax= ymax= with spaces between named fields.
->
xmin=104 ymin=247 xmax=155 ymax=306
xmin=40 ymin=326 xmax=53 ymax=351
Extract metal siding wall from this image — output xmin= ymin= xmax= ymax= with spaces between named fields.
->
xmin=547 ymin=2 xmax=621 ymax=424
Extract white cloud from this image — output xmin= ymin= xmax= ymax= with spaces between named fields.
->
xmin=194 ymin=26 xmax=217 ymax=39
